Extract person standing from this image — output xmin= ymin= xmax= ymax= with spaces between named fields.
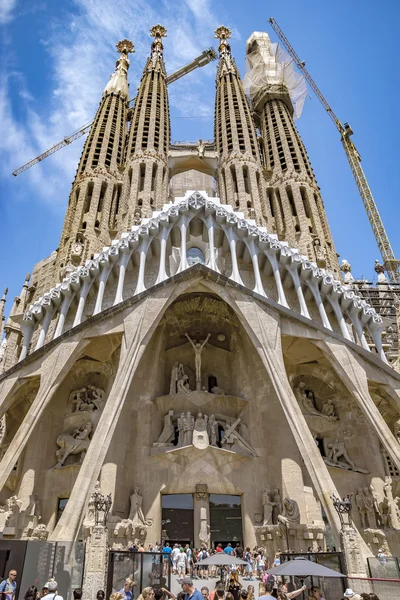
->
xmin=171 ymin=544 xmax=181 ymax=575
xmin=177 ymin=547 xmax=188 ymax=578
xmin=310 ymin=587 xmax=325 ymax=600
xmin=0 ymin=570 xmax=17 ymax=600
xmin=43 ymin=581 xmax=63 ymax=600
xmin=181 ymin=577 xmax=203 ymax=600
xmin=223 ymin=543 xmax=233 ymax=555
xmin=119 ymin=579 xmax=135 ymax=600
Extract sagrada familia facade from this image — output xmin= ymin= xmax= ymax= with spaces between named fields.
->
xmin=0 ymin=24 xmax=399 ymax=594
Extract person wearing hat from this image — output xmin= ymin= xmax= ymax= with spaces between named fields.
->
xmin=43 ymin=581 xmax=63 ymax=600
xmin=181 ymin=577 xmax=202 ymax=600
xmin=343 ymin=591 xmax=362 ymax=600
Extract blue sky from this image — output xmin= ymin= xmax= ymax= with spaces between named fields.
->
xmin=0 ymin=0 xmax=399 ymax=316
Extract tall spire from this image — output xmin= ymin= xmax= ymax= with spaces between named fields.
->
xmin=121 ymin=25 xmax=170 ymax=224
xmin=245 ymin=32 xmax=340 ymax=276
xmin=214 ymin=26 xmax=269 ymax=223
xmin=54 ymin=39 xmax=134 ymax=279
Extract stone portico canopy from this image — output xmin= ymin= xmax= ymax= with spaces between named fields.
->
xmin=20 ymin=191 xmax=386 ymax=364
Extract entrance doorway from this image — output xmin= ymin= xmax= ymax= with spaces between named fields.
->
xmin=209 ymin=494 xmax=243 ymax=546
xmin=162 ymin=494 xmax=194 ymax=546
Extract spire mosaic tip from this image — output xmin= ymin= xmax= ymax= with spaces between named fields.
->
xmin=116 ymin=39 xmax=135 ymax=54
xmin=214 ymin=25 xmax=232 ymax=41
xmin=150 ymin=24 xmax=167 ymax=38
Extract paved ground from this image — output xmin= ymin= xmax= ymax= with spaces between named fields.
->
xmin=170 ymin=574 xmax=262 ymax=599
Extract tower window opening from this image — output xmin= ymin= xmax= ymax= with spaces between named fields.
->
xmin=115 ymin=184 xmax=122 ymax=215
xmin=95 ymin=220 xmax=100 ymax=229
xmin=82 ymin=222 xmax=87 ymax=230
xmin=97 ymin=181 xmax=107 ymax=213
xmin=276 ymin=188 xmax=284 ymax=223
xmin=243 ymin=166 xmax=250 ymax=194
xmin=139 ymin=164 xmax=146 ymax=193
xmin=286 ymin=186 xmax=297 ymax=217
xmin=267 ymin=187 xmax=275 ymax=217
xmin=300 ymin=187 xmax=310 ymax=218
xmin=138 ymin=198 xmax=143 ymax=207
xmin=151 ymin=163 xmax=158 ymax=192
xmin=84 ymin=182 xmax=94 ymax=213
xmin=75 ymin=187 xmax=80 ymax=206
xmin=222 ymin=168 xmax=227 ymax=201
xmin=230 ymin=165 xmax=238 ymax=194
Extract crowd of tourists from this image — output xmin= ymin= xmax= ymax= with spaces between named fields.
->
xmin=0 ymin=557 xmax=383 ymax=600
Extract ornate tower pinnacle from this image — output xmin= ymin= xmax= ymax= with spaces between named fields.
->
xmin=121 ymin=25 xmax=170 ymax=223
xmin=214 ymin=26 xmax=269 ymax=222
xmin=103 ymin=39 xmax=134 ymax=98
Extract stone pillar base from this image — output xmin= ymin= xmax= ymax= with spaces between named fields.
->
xmin=83 ymin=525 xmax=109 ymax=600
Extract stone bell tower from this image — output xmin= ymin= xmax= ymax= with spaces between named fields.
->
xmin=55 ymin=39 xmax=134 ymax=278
xmin=245 ymin=32 xmax=340 ymax=276
xmin=121 ymin=25 xmax=171 ymax=225
xmin=214 ymin=26 xmax=270 ymax=224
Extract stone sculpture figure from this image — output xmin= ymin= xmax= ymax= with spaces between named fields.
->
xmin=197 ymin=140 xmax=205 ymax=158
xmin=326 ymin=439 xmax=357 ymax=471
xmin=4 ymin=496 xmax=22 ymax=533
xmin=129 ymin=488 xmax=152 ymax=527
xmin=211 ymin=386 xmax=225 ymax=395
xmin=31 ymin=523 xmax=49 ymax=540
xmin=185 ymin=333 xmax=211 ymax=390
xmin=0 ymin=414 xmax=6 ymax=447
xmin=355 ymin=488 xmax=367 ymax=529
xmin=198 ymin=506 xmax=210 ymax=545
xmin=295 ymin=383 xmax=336 ymax=420
xmin=70 ymin=386 xmax=105 ymax=412
xmin=183 ymin=411 xmax=195 ymax=446
xmin=271 ymin=489 xmax=282 ymax=525
xmin=262 ymin=489 xmax=274 ymax=525
xmin=370 ymin=485 xmax=382 ymax=527
xmin=193 ymin=412 xmax=209 ymax=449
xmin=321 ymin=399 xmax=337 ymax=419
xmin=154 ymin=410 xmax=175 ymax=445
xmin=208 ymin=414 xmax=219 ymax=447
xmin=177 ymin=413 xmax=185 ymax=447
xmin=278 ymin=498 xmax=300 ymax=525
xmin=383 ymin=476 xmax=399 ymax=528
xmin=54 ymin=420 xmax=92 ymax=468
xmin=170 ymin=362 xmax=181 ymax=394
xmin=363 ymin=487 xmax=377 ymax=529
xmin=177 ymin=373 xmax=190 ymax=394
xmin=381 ymin=497 xmax=394 ymax=529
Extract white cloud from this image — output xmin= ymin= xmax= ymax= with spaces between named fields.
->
xmin=0 ymin=0 xmax=17 ymax=24
xmin=1 ymin=0 xmax=232 ymax=210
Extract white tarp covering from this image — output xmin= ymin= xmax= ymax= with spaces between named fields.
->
xmin=243 ymin=32 xmax=307 ymax=121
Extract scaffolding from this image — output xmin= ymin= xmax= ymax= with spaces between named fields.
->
xmin=243 ymin=32 xmax=307 ymax=120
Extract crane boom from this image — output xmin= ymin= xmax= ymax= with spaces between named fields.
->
xmin=12 ymin=47 xmax=217 ymax=178
xmin=269 ymin=17 xmax=400 ymax=283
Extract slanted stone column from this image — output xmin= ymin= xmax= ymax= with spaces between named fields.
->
xmin=229 ymin=296 xmax=373 ymax=564
xmin=230 ymin=296 xmax=342 ymax=547
xmin=0 ymin=338 xmax=87 ymax=491
xmin=82 ymin=525 xmax=109 ymax=600
xmin=50 ymin=290 xmax=176 ymax=542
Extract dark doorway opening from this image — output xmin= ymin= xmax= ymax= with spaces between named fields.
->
xmin=161 ymin=494 xmax=194 ymax=546
xmin=209 ymin=494 xmax=243 ymax=546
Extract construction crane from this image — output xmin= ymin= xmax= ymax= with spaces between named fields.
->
xmin=269 ymin=17 xmax=400 ymax=283
xmin=12 ymin=47 xmax=217 ymax=178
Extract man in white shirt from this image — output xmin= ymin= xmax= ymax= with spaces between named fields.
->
xmin=44 ymin=581 xmax=63 ymax=600
xmin=171 ymin=544 xmax=181 ymax=574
